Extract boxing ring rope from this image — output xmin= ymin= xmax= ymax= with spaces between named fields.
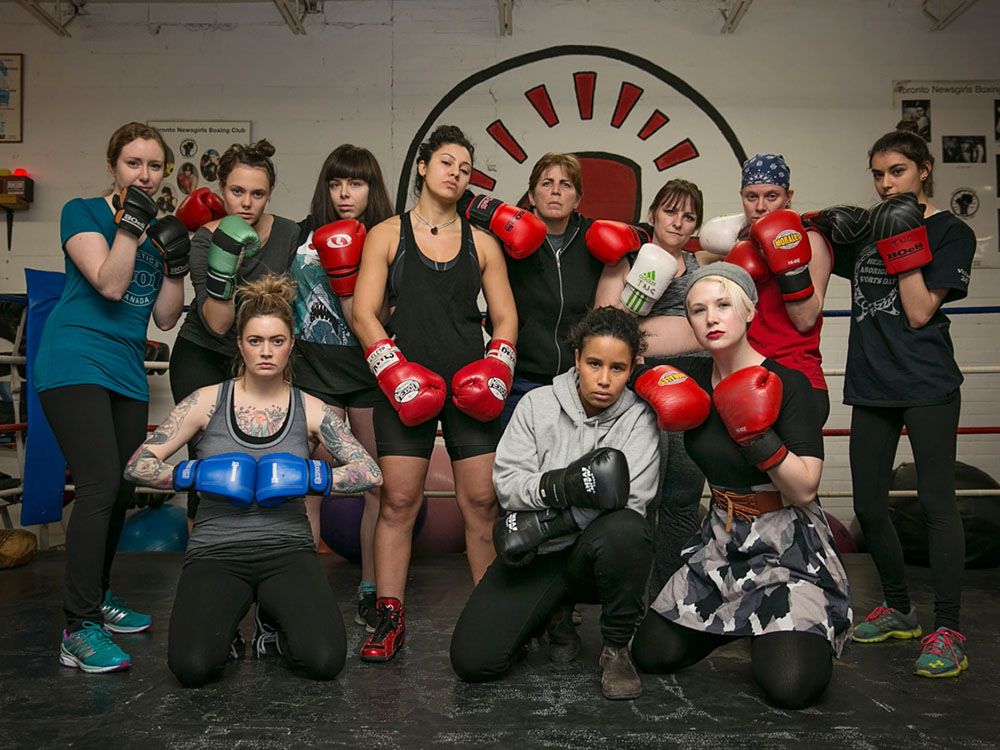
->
xmin=2 ymin=304 xmax=1000 ymax=532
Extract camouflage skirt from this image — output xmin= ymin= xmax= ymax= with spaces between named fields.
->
xmin=650 ymin=499 xmax=853 ymax=656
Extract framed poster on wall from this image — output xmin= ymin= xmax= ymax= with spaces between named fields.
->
xmin=0 ymin=54 xmax=23 ymax=143
xmin=894 ymin=81 xmax=1000 ymax=267
xmin=147 ymin=120 xmax=252 ymax=216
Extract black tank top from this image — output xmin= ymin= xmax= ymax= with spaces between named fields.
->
xmin=385 ymin=213 xmax=484 ymax=382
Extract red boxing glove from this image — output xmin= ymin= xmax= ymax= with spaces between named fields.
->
xmin=365 ymin=339 xmax=446 ymax=427
xmin=727 ymin=240 xmax=773 ymax=286
xmin=461 ymin=193 xmax=545 ymax=259
xmin=313 ymin=219 xmax=366 ymax=297
xmin=175 ymin=187 xmax=226 ymax=232
xmin=712 ymin=366 xmax=788 ymax=471
xmin=633 ymin=365 xmax=710 ymax=432
xmin=750 ymin=209 xmax=814 ymax=302
xmin=871 ymin=194 xmax=931 ymax=275
xmin=585 ymin=220 xmax=650 ymax=265
xmin=451 ymin=339 xmax=517 ymax=422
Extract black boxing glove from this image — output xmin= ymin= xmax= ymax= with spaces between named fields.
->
xmin=538 ymin=447 xmax=630 ymax=510
xmin=148 ymin=215 xmax=191 ymax=278
xmin=493 ymin=508 xmax=580 ymax=567
xmin=113 ymin=186 xmax=158 ymax=238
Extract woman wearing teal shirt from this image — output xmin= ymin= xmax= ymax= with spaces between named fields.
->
xmin=34 ymin=122 xmax=186 ymax=673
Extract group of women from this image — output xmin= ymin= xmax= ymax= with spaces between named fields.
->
xmin=34 ymin=118 xmax=975 ymax=705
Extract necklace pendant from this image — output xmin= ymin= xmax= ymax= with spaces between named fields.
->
xmin=430 ymin=226 xmax=438 ymax=235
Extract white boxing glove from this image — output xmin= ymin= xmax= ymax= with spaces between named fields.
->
xmin=698 ymin=212 xmax=746 ymax=255
xmin=620 ymin=244 xmax=679 ymax=316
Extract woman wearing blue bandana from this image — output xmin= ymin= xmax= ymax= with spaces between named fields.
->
xmin=699 ymin=153 xmax=834 ymax=425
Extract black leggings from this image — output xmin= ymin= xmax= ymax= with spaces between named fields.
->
xmin=850 ymin=395 xmax=963 ymax=630
xmin=450 ymin=509 xmax=652 ymax=682
xmin=169 ymin=337 xmax=235 ymax=518
xmin=651 ymin=431 xmax=705 ymax=593
xmin=39 ymin=385 xmax=148 ymax=632
xmin=632 ymin=610 xmax=832 ymax=710
xmin=168 ymin=550 xmax=346 ymax=687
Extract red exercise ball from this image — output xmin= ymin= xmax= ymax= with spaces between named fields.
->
xmin=824 ymin=511 xmax=858 ymax=554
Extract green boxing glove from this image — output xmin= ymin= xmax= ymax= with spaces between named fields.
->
xmin=205 ymin=215 xmax=261 ymax=300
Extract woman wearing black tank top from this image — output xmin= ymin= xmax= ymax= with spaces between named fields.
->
xmin=125 ymin=275 xmax=382 ymax=687
xmin=352 ymin=125 xmax=518 ymax=662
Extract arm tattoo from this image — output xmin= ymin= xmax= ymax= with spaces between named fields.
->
xmin=147 ymin=390 xmax=199 ymax=446
xmin=124 ymin=447 xmax=175 ymax=490
xmin=319 ymin=405 xmax=382 ymax=494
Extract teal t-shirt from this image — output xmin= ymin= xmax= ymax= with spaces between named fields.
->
xmin=33 ymin=196 xmax=164 ymax=401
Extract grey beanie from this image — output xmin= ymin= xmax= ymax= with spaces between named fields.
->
xmin=685 ymin=262 xmax=759 ymax=305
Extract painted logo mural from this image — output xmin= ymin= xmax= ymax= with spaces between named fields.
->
xmin=397 ymin=45 xmax=747 ymax=224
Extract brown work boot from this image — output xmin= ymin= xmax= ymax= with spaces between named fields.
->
xmin=599 ymin=644 xmax=643 ymax=700
xmin=546 ymin=604 xmax=582 ymax=663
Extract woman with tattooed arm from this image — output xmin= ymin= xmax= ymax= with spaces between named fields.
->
xmin=124 ymin=274 xmax=382 ymax=687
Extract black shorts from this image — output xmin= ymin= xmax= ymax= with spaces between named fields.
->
xmin=373 ymin=395 xmax=501 ymax=461
xmin=297 ymin=382 xmax=376 ymax=410
xmin=292 ymin=341 xmax=376 ymax=410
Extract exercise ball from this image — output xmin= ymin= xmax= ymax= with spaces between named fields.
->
xmin=117 ymin=504 xmax=189 ymax=552
xmin=823 ymin=512 xmax=858 ymax=554
xmin=889 ymin=460 xmax=1000 ymax=569
xmin=847 ymin=516 xmax=867 ymax=552
xmin=413 ymin=442 xmax=467 ymax=556
xmin=320 ymin=493 xmax=427 ymax=563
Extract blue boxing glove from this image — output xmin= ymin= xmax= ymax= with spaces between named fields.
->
xmin=173 ymin=452 xmax=257 ymax=508
xmin=255 ymin=453 xmax=332 ymax=508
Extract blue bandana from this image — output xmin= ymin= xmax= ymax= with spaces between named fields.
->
xmin=741 ymin=154 xmax=790 ymax=189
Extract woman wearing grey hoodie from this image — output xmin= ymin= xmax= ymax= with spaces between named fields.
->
xmin=450 ymin=307 xmax=660 ymax=701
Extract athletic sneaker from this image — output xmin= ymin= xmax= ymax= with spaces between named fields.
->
xmin=100 ymin=591 xmax=152 ymax=634
xmin=914 ymin=627 xmax=968 ymax=678
xmin=360 ymin=597 xmax=405 ymax=662
xmin=852 ymin=602 xmax=922 ymax=643
xmin=229 ymin=630 xmax=246 ymax=660
xmin=60 ymin=621 xmax=131 ymax=673
xmin=252 ymin=605 xmax=284 ymax=658
xmin=354 ymin=585 xmax=377 ymax=633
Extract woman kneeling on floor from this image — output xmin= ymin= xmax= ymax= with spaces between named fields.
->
xmin=630 ymin=263 xmax=851 ymax=710
xmin=450 ymin=306 xmax=661 ymax=700
xmin=125 ymin=274 xmax=381 ymax=686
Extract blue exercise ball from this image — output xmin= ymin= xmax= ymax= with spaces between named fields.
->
xmin=320 ymin=494 xmax=426 ymax=563
xmin=117 ymin=505 xmax=189 ymax=552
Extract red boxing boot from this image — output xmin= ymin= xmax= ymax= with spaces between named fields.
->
xmin=360 ymin=597 xmax=406 ymax=662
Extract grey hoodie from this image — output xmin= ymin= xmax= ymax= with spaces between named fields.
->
xmin=493 ymin=368 xmax=661 ymax=554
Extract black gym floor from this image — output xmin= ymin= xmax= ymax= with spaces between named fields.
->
xmin=2 ymin=552 xmax=995 ymax=749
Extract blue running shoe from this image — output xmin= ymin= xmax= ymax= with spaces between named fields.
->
xmin=60 ymin=622 xmax=131 ymax=673
xmin=100 ymin=590 xmax=152 ymax=634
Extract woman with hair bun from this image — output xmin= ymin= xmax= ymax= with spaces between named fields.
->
xmin=352 ymin=124 xmax=518 ymax=662
xmin=169 ymin=139 xmax=301 ymax=519
xmin=125 ymin=274 xmax=382 ymax=687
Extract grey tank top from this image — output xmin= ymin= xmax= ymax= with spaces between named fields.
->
xmin=185 ymin=379 xmax=314 ymax=562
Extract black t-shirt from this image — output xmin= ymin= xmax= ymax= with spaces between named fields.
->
xmin=669 ymin=357 xmax=823 ymax=489
xmin=844 ymin=211 xmax=975 ymax=407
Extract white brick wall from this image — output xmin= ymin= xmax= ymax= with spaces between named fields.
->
xmin=1 ymin=0 xmax=998 ymax=528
